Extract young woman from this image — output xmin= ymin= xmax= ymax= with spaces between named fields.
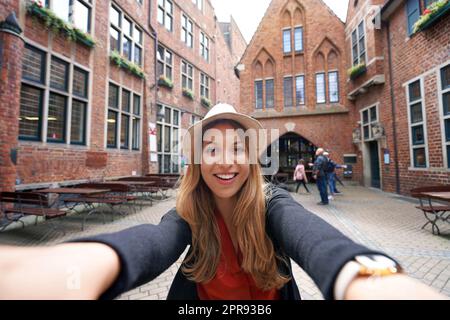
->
xmin=0 ymin=105 xmax=445 ymax=300
xmin=293 ymin=159 xmax=310 ymax=194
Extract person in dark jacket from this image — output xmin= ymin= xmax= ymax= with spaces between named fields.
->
xmin=0 ymin=104 xmax=445 ymax=300
xmin=312 ymin=148 xmax=329 ymax=205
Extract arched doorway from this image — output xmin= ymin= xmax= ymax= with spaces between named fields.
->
xmin=262 ymin=133 xmax=318 ymax=182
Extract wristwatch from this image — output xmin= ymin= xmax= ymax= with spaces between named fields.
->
xmin=334 ymin=255 xmax=403 ymax=300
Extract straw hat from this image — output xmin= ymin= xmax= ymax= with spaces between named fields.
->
xmin=182 ymin=104 xmax=265 ymax=164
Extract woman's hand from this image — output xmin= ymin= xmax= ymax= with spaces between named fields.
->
xmin=345 ymin=274 xmax=448 ymax=300
xmin=0 ymin=243 xmax=120 ymax=300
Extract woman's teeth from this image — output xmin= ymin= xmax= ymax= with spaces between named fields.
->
xmin=215 ymin=174 xmax=238 ymax=181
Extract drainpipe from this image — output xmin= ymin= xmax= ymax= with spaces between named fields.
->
xmin=386 ymin=21 xmax=401 ymax=194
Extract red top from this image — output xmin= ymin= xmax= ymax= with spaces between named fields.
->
xmin=196 ymin=210 xmax=280 ymax=300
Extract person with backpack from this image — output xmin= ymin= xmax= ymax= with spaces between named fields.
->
xmin=313 ymin=148 xmax=329 ymax=205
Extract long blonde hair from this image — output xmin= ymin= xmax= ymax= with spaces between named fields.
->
xmin=176 ymin=120 xmax=289 ymax=291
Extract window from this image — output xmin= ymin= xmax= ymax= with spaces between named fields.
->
xmin=158 ymin=0 xmax=173 ymax=31
xmin=283 ymin=29 xmax=291 ymax=54
xmin=200 ymin=32 xmax=210 ymax=61
xmin=109 ymin=5 xmax=143 ymax=66
xmin=192 ymin=0 xmax=203 ymax=11
xmin=181 ymin=61 xmax=194 ymax=90
xmin=45 ymin=0 xmax=92 ymax=33
xmin=440 ymin=64 xmax=450 ymax=168
xmin=107 ymin=83 xmax=142 ymax=150
xmin=351 ymin=21 xmax=366 ymax=66
xmin=284 ymin=77 xmax=293 ymax=108
xmin=407 ymin=80 xmax=427 ymax=168
xmin=200 ymin=73 xmax=210 ymax=99
xmin=181 ymin=14 xmax=194 ymax=48
xmin=266 ymin=79 xmax=274 ymax=109
xmin=19 ymin=44 xmax=89 ymax=144
xmin=157 ymin=46 xmax=173 ymax=80
xmin=157 ymin=104 xmax=181 ymax=174
xmin=361 ymin=105 xmax=378 ymax=141
xmin=255 ymin=80 xmax=263 ymax=109
xmin=328 ymin=71 xmax=339 ymax=103
xmin=294 ymin=27 xmax=303 ymax=52
xmin=316 ymin=73 xmax=326 ymax=104
xmin=406 ymin=0 xmax=421 ymax=35
xmin=295 ymin=75 xmax=305 ymax=106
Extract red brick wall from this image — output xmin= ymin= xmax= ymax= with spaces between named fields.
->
xmin=0 ymin=30 xmax=23 ymax=192
xmin=346 ymin=0 xmax=450 ymax=194
xmin=9 ymin=0 xmax=156 ymax=188
xmin=239 ymin=0 xmax=358 ymax=181
xmin=382 ymin=3 xmax=450 ymax=194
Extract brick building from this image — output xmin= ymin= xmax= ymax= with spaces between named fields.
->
xmin=238 ymin=0 xmax=354 ymax=177
xmin=239 ymin=0 xmax=449 ymax=194
xmin=0 ymin=0 xmax=243 ymax=192
xmin=347 ymin=0 xmax=450 ymax=193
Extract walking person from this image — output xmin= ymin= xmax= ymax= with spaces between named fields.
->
xmin=313 ymin=148 xmax=329 ymax=205
xmin=293 ymin=159 xmax=310 ymax=193
xmin=0 ymin=104 xmax=445 ymax=300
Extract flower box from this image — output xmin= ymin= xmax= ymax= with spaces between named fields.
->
xmin=158 ymin=76 xmax=174 ymax=89
xmin=26 ymin=0 xmax=96 ymax=48
xmin=413 ymin=0 xmax=450 ymax=34
xmin=110 ymin=51 xmax=145 ymax=79
xmin=348 ymin=63 xmax=367 ymax=81
xmin=182 ymin=88 xmax=194 ymax=100
xmin=201 ymin=97 xmax=212 ymax=108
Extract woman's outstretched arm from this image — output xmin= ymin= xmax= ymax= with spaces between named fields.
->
xmin=0 ymin=243 xmax=120 ymax=300
xmin=0 ymin=208 xmax=191 ymax=300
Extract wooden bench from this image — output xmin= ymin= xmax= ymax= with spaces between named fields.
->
xmin=0 ymin=192 xmax=66 ymax=235
xmin=410 ymin=186 xmax=450 ymax=235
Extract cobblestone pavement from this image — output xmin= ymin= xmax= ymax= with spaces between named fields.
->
xmin=1 ymin=186 xmax=449 ymax=300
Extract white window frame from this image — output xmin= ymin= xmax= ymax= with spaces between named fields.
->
xmin=19 ymin=41 xmax=91 ymax=146
xmin=181 ymin=13 xmax=194 ymax=48
xmin=157 ymin=104 xmax=181 ymax=174
xmin=106 ymin=81 xmax=142 ymax=151
xmin=200 ymin=31 xmax=210 ymax=62
xmin=351 ymin=20 xmax=367 ymax=66
xmin=328 ymin=70 xmax=340 ymax=103
xmin=283 ymin=75 xmax=294 ymax=108
xmin=265 ymin=77 xmax=275 ymax=109
xmin=406 ymin=78 xmax=429 ymax=170
xmin=109 ymin=4 xmax=144 ymax=67
xmin=254 ymin=78 xmax=263 ymax=109
xmin=157 ymin=0 xmax=173 ymax=32
xmin=315 ymin=72 xmax=326 ymax=104
xmin=294 ymin=25 xmax=303 ymax=52
xmin=360 ymin=104 xmax=379 ymax=142
xmin=438 ymin=61 xmax=450 ymax=170
xmin=295 ymin=74 xmax=305 ymax=106
xmin=192 ymin=0 xmax=203 ymax=12
xmin=157 ymin=45 xmax=173 ymax=80
xmin=200 ymin=72 xmax=210 ymax=99
xmin=181 ymin=60 xmax=194 ymax=91
xmin=282 ymin=28 xmax=292 ymax=54
xmin=45 ymin=0 xmax=93 ymax=34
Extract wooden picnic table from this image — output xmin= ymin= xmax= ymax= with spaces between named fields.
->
xmin=106 ymin=181 xmax=156 ymax=186
xmin=38 ymin=188 xmax=111 ymax=195
xmin=421 ymin=192 xmax=450 ymax=202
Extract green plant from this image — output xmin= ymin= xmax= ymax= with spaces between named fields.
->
xmin=158 ymin=75 xmax=174 ymax=89
xmin=110 ymin=51 xmax=145 ymax=79
xmin=413 ymin=0 xmax=449 ymax=33
xmin=347 ymin=63 xmax=367 ymax=80
xmin=182 ymin=88 xmax=194 ymax=100
xmin=26 ymin=0 xmax=96 ymax=48
xmin=201 ymin=96 xmax=212 ymax=108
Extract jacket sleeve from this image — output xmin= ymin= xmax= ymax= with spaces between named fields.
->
xmin=68 ymin=208 xmax=191 ymax=300
xmin=266 ymin=187 xmax=390 ymax=300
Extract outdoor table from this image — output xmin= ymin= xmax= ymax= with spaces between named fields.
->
xmin=418 ymin=192 xmax=450 ymax=235
xmin=37 ymin=188 xmax=111 ymax=209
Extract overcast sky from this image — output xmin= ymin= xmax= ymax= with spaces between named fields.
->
xmin=211 ymin=0 xmax=349 ymax=43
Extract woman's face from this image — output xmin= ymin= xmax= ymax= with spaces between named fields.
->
xmin=200 ymin=122 xmax=250 ymax=200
